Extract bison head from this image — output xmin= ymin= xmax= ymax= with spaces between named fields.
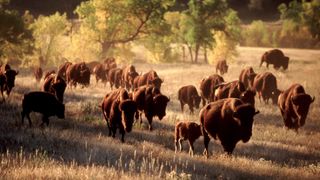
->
xmin=4 ymin=69 xmax=18 ymax=95
xmin=52 ymin=75 xmax=67 ymax=103
xmin=291 ymin=94 xmax=315 ymax=127
xmin=240 ymin=90 xmax=256 ymax=107
xmin=193 ymin=95 xmax=202 ymax=109
xmin=233 ymin=104 xmax=259 ymax=143
xmin=119 ymin=100 xmax=137 ymax=132
xmin=153 ymin=94 xmax=170 ymax=120
xmin=282 ymin=56 xmax=289 ymax=70
xmin=152 ymin=78 xmax=163 ymax=89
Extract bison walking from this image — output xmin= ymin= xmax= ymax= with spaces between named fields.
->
xmin=0 ymin=65 xmax=19 ymax=102
xmin=200 ymin=98 xmax=259 ymax=157
xmin=216 ymin=59 xmax=228 ymax=75
xmin=260 ymin=49 xmax=289 ymax=70
xmin=178 ymin=85 xmax=201 ymax=114
xmin=253 ymin=72 xmax=281 ymax=104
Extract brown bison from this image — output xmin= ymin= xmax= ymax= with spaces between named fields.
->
xmin=0 ymin=66 xmax=19 ymax=102
xmin=66 ymin=62 xmax=90 ymax=88
xmin=33 ymin=66 xmax=43 ymax=82
xmin=214 ymin=80 xmax=256 ymax=106
xmin=175 ymin=121 xmax=202 ymax=156
xmin=133 ymin=70 xmax=163 ymax=90
xmin=21 ymin=91 xmax=65 ymax=127
xmin=122 ymin=65 xmax=139 ymax=91
xmin=43 ymin=70 xmax=56 ymax=80
xmin=101 ymin=88 xmax=137 ymax=142
xmin=239 ymin=67 xmax=257 ymax=90
xmin=42 ymin=74 xmax=67 ymax=103
xmin=104 ymin=57 xmax=117 ymax=69
xmin=200 ymin=98 xmax=259 ymax=157
xmin=133 ymin=85 xmax=170 ymax=131
xmin=93 ymin=63 xmax=108 ymax=85
xmin=278 ymin=84 xmax=315 ymax=131
xmin=57 ymin=61 xmax=72 ymax=80
xmin=199 ymin=74 xmax=224 ymax=106
xmin=178 ymin=85 xmax=202 ymax=114
xmin=216 ymin=59 xmax=228 ymax=75
xmin=253 ymin=72 xmax=281 ymax=104
xmin=86 ymin=61 xmax=100 ymax=73
xmin=108 ymin=68 xmax=123 ymax=89
xmin=260 ymin=49 xmax=289 ymax=70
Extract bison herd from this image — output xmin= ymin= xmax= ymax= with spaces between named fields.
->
xmin=0 ymin=48 xmax=315 ymax=158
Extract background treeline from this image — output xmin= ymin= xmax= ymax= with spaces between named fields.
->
xmin=1 ymin=0 xmax=319 ymax=67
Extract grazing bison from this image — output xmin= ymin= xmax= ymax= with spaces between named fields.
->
xmin=178 ymin=85 xmax=202 ymax=114
xmin=42 ymin=74 xmax=67 ymax=103
xmin=101 ymin=88 xmax=137 ymax=142
xmin=278 ymin=84 xmax=315 ymax=131
xmin=0 ymin=68 xmax=19 ymax=102
xmin=175 ymin=121 xmax=202 ymax=156
xmin=133 ymin=70 xmax=163 ymax=90
xmin=108 ymin=68 xmax=123 ymax=89
xmin=214 ymin=80 xmax=256 ymax=106
xmin=200 ymin=98 xmax=259 ymax=157
xmin=216 ymin=59 xmax=228 ymax=75
xmin=33 ymin=66 xmax=43 ymax=82
xmin=66 ymin=62 xmax=90 ymax=88
xmin=239 ymin=67 xmax=257 ymax=90
xmin=21 ymin=91 xmax=65 ymax=127
xmin=57 ymin=61 xmax=72 ymax=80
xmin=200 ymin=74 xmax=224 ymax=106
xmin=260 ymin=49 xmax=289 ymax=70
xmin=122 ymin=65 xmax=139 ymax=91
xmin=133 ymin=86 xmax=170 ymax=131
xmin=93 ymin=63 xmax=108 ymax=85
xmin=253 ymin=72 xmax=281 ymax=104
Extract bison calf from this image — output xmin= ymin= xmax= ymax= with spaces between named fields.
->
xmin=175 ymin=121 xmax=202 ymax=156
xmin=21 ymin=91 xmax=65 ymax=127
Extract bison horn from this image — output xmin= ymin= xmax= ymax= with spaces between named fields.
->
xmin=254 ymin=110 xmax=260 ymax=115
xmin=311 ymin=96 xmax=315 ymax=103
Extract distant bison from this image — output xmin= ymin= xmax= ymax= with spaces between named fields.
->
xmin=101 ymin=88 xmax=137 ymax=142
xmin=200 ymin=98 xmax=259 ymax=157
xmin=42 ymin=74 xmax=67 ymax=103
xmin=175 ymin=121 xmax=202 ymax=156
xmin=66 ymin=62 xmax=90 ymax=88
xmin=122 ymin=65 xmax=139 ymax=91
xmin=178 ymin=85 xmax=201 ymax=114
xmin=0 ymin=65 xmax=19 ymax=102
xmin=43 ymin=70 xmax=56 ymax=80
xmin=133 ymin=86 xmax=169 ymax=131
xmin=216 ymin=59 xmax=228 ymax=75
xmin=93 ymin=63 xmax=108 ymax=85
xmin=253 ymin=72 xmax=281 ymax=104
xmin=33 ymin=66 xmax=43 ymax=82
xmin=21 ymin=91 xmax=65 ymax=127
xmin=239 ymin=67 xmax=256 ymax=90
xmin=86 ymin=61 xmax=100 ymax=73
xmin=260 ymin=49 xmax=289 ymax=70
xmin=200 ymin=74 xmax=224 ymax=106
xmin=108 ymin=68 xmax=123 ymax=89
xmin=278 ymin=84 xmax=315 ymax=131
xmin=133 ymin=70 xmax=163 ymax=90
xmin=57 ymin=61 xmax=72 ymax=80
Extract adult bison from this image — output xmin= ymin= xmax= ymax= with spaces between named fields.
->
xmin=93 ymin=63 xmax=108 ymax=85
xmin=43 ymin=70 xmax=56 ymax=80
xmin=0 ymin=66 xmax=19 ymax=102
xmin=216 ymin=59 xmax=228 ymax=75
xmin=278 ymin=84 xmax=315 ymax=131
xmin=108 ymin=68 xmax=123 ymax=89
xmin=122 ymin=65 xmax=139 ymax=91
xmin=57 ymin=61 xmax=72 ymax=80
xmin=214 ymin=80 xmax=256 ymax=106
xmin=239 ymin=67 xmax=256 ymax=90
xmin=86 ymin=61 xmax=100 ymax=73
xmin=133 ymin=85 xmax=169 ymax=131
xmin=200 ymin=98 xmax=259 ymax=157
xmin=199 ymin=74 xmax=224 ymax=106
xmin=260 ymin=49 xmax=289 ymax=70
xmin=33 ymin=66 xmax=43 ymax=82
xmin=253 ymin=72 xmax=281 ymax=104
xmin=101 ymin=88 xmax=137 ymax=142
xmin=178 ymin=85 xmax=201 ymax=114
xmin=66 ymin=62 xmax=90 ymax=88
xmin=42 ymin=74 xmax=67 ymax=103
xmin=133 ymin=70 xmax=163 ymax=90
xmin=21 ymin=91 xmax=65 ymax=127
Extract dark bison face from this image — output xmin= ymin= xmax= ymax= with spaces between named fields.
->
xmin=153 ymin=94 xmax=169 ymax=120
xmin=57 ymin=103 xmax=65 ymax=119
xmin=240 ymin=90 xmax=256 ymax=107
xmin=52 ymin=78 xmax=67 ymax=103
xmin=119 ymin=100 xmax=137 ymax=132
xmin=194 ymin=95 xmax=202 ymax=109
xmin=233 ymin=104 xmax=259 ymax=142
xmin=80 ymin=68 xmax=91 ymax=86
xmin=4 ymin=70 xmax=18 ymax=95
xmin=282 ymin=57 xmax=289 ymax=70
xmin=291 ymin=94 xmax=315 ymax=127
xmin=152 ymin=78 xmax=163 ymax=89
xmin=271 ymin=89 xmax=282 ymax=105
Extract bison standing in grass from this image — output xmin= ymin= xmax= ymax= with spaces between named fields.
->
xmin=33 ymin=66 xmax=43 ymax=82
xmin=101 ymin=88 xmax=137 ymax=142
xmin=200 ymin=74 xmax=224 ymax=106
xmin=178 ymin=85 xmax=201 ymax=114
xmin=175 ymin=121 xmax=202 ymax=156
xmin=200 ymin=98 xmax=259 ymax=157
xmin=21 ymin=91 xmax=65 ymax=127
xmin=42 ymin=74 xmax=67 ymax=103
xmin=260 ymin=49 xmax=289 ymax=70
xmin=216 ymin=59 xmax=228 ymax=75
xmin=0 ymin=65 xmax=19 ymax=102
xmin=278 ymin=84 xmax=315 ymax=131
xmin=253 ymin=72 xmax=281 ymax=105
xmin=239 ymin=67 xmax=257 ymax=90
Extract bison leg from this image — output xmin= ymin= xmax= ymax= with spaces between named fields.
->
xmin=111 ymin=127 xmax=116 ymax=138
xmin=21 ymin=111 xmax=32 ymax=127
xmin=119 ymin=127 xmax=125 ymax=143
xmin=146 ymin=115 xmax=153 ymax=131
xmin=283 ymin=113 xmax=294 ymax=129
xmin=188 ymin=140 xmax=195 ymax=157
xmin=180 ymin=102 xmax=184 ymax=113
xmin=189 ymin=105 xmax=194 ymax=115
xmin=221 ymin=141 xmax=236 ymax=155
xmin=201 ymin=97 xmax=206 ymax=107
xmin=179 ymin=138 xmax=183 ymax=152
xmin=202 ymin=130 xmax=210 ymax=158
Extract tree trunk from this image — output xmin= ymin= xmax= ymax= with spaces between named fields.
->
xmin=187 ymin=45 xmax=194 ymax=63
xmin=204 ymin=46 xmax=208 ymax=64
xmin=101 ymin=41 xmax=113 ymax=58
xmin=182 ymin=46 xmax=186 ymax=62
xmin=194 ymin=44 xmax=200 ymax=63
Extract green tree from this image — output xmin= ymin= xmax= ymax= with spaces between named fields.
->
xmin=30 ymin=12 xmax=70 ymax=66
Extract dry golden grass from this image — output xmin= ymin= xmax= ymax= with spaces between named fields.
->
xmin=1 ymin=47 xmax=320 ymax=179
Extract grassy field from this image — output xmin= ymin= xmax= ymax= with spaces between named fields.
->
xmin=1 ymin=47 xmax=320 ymax=179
